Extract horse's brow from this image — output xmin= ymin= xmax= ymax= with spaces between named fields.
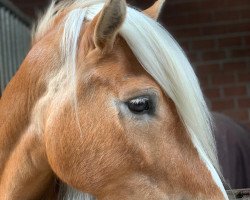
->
xmin=82 ymin=69 xmax=113 ymax=87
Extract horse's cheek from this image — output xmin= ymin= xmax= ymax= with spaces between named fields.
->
xmin=41 ymin=110 xmax=116 ymax=191
xmin=43 ymin=113 xmax=83 ymax=185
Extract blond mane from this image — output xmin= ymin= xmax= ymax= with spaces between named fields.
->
xmin=32 ymin=1 xmax=228 ymax=199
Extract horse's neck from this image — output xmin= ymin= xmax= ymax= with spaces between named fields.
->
xmin=0 ymin=59 xmax=46 ymax=174
xmin=0 ymin=26 xmax=61 ymax=175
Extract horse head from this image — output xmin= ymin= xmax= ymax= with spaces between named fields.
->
xmin=0 ymin=0 xmax=228 ymax=199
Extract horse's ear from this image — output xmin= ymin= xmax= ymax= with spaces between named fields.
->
xmin=143 ymin=0 xmax=165 ymax=20
xmin=92 ymin=0 xmax=126 ymax=50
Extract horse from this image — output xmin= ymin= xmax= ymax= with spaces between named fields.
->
xmin=0 ymin=0 xmax=229 ymax=199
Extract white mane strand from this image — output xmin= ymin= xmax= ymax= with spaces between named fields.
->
xmin=33 ymin=1 xmax=229 ymax=199
xmin=123 ymin=8 xmax=228 ymax=200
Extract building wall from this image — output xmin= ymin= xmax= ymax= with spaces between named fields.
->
xmin=161 ymin=0 xmax=250 ymax=127
xmin=10 ymin=0 xmax=250 ymax=126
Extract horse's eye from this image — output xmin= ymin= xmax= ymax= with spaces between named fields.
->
xmin=126 ymin=97 xmax=151 ymax=114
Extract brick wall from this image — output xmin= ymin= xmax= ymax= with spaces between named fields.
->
xmin=160 ymin=0 xmax=250 ymax=127
xmin=10 ymin=0 xmax=250 ymax=126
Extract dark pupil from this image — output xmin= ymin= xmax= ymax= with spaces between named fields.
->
xmin=128 ymin=98 xmax=150 ymax=113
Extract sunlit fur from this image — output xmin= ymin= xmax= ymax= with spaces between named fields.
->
xmin=31 ymin=1 xmax=229 ymax=199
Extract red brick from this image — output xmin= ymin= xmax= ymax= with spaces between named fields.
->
xmin=186 ymin=52 xmax=200 ymax=63
xmin=200 ymin=1 xmax=227 ymax=10
xmin=223 ymin=110 xmax=249 ymax=121
xmin=201 ymin=25 xmax=228 ymax=35
xmin=201 ymin=22 xmax=250 ymax=36
xmin=212 ymin=99 xmax=235 ymax=111
xmin=241 ymin=9 xmax=250 ymax=19
xmin=204 ymin=88 xmax=221 ymax=99
xmin=227 ymin=22 xmax=250 ymax=33
xmin=231 ymin=49 xmax=250 ymax=58
xmin=213 ymin=10 xmax=241 ymax=21
xmin=238 ymin=98 xmax=250 ymax=108
xmin=224 ymin=86 xmax=247 ymax=96
xmin=192 ymin=40 xmax=215 ymax=50
xmin=212 ymin=74 xmax=235 ymax=85
xmin=164 ymin=16 xmax=185 ymax=27
xmin=245 ymin=36 xmax=250 ymax=45
xmin=199 ymin=75 xmax=209 ymax=87
xmin=223 ymin=61 xmax=247 ymax=71
xmin=173 ymin=27 xmax=202 ymax=38
xmin=218 ymin=37 xmax=242 ymax=48
xmin=202 ymin=51 xmax=225 ymax=61
xmin=201 ymin=0 xmax=250 ymax=10
xmin=238 ymin=72 xmax=250 ymax=83
xmin=186 ymin=12 xmax=213 ymax=25
xmin=180 ymin=41 xmax=190 ymax=51
xmin=196 ymin=64 xmax=220 ymax=75
xmin=166 ymin=2 xmax=202 ymax=13
xmin=223 ymin=0 xmax=250 ymax=7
